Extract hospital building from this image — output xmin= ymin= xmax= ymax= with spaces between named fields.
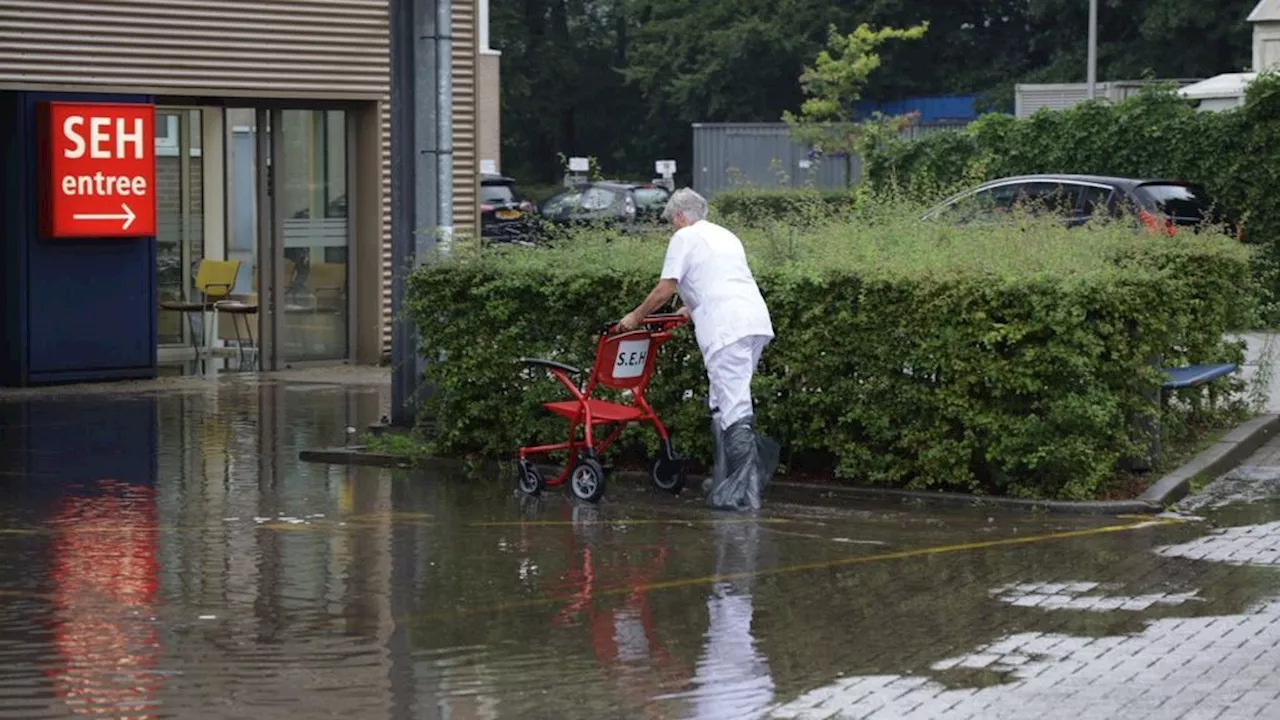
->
xmin=0 ymin=0 xmax=501 ymax=384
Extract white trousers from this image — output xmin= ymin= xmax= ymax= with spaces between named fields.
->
xmin=705 ymin=335 xmax=770 ymax=432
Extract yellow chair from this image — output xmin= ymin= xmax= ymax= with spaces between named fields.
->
xmin=307 ymin=262 xmax=348 ymax=312
xmin=214 ymin=259 xmax=296 ymax=370
xmin=159 ymin=259 xmax=242 ymax=356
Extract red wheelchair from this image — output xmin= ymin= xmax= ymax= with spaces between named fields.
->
xmin=517 ymin=313 xmax=690 ymax=503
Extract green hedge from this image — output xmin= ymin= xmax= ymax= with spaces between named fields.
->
xmin=406 ymin=215 xmax=1252 ymax=500
xmin=710 ymin=187 xmax=859 ymax=227
xmin=859 ymin=74 xmax=1280 ymax=315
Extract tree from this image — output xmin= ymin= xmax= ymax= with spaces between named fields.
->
xmin=784 ymin=21 xmax=929 ymax=184
xmin=489 ymin=0 xmax=1255 ymax=185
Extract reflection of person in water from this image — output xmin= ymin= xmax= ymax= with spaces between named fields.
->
xmin=686 ymin=519 xmax=776 ymax=719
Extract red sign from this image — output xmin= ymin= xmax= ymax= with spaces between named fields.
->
xmin=39 ymin=102 xmax=157 ymax=239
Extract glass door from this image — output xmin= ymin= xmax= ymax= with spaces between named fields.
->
xmin=226 ymin=108 xmax=259 ymax=299
xmin=219 ymin=107 xmax=353 ymax=371
xmin=156 ymin=108 xmax=205 ymax=347
xmin=276 ymin=109 xmax=350 ymax=363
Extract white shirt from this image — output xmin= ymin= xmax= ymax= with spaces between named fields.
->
xmin=660 ymin=220 xmax=773 ymax=359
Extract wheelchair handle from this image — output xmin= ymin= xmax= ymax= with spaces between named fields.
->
xmin=599 ymin=313 xmax=688 ymax=336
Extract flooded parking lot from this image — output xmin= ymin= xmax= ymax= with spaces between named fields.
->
xmin=2 ymin=376 xmax=1278 ymax=719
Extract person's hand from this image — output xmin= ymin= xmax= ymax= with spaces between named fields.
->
xmin=617 ymin=312 xmax=641 ymax=332
xmin=676 ymin=306 xmax=691 ymax=321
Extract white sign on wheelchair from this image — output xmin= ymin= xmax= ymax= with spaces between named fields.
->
xmin=613 ymin=339 xmax=651 ymax=378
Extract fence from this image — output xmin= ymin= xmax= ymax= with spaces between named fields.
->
xmin=691 ymin=121 xmax=968 ymax=198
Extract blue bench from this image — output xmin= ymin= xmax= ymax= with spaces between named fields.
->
xmin=1161 ymin=363 xmax=1238 ymax=391
xmin=1127 ymin=362 xmax=1240 ymax=472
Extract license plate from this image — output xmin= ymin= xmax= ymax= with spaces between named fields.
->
xmin=496 ymin=210 xmax=520 ymax=220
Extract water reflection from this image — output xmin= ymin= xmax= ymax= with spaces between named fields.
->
xmin=662 ymin=520 xmax=775 ymax=719
xmin=0 ymin=380 xmax=392 ymax=720
xmin=8 ymin=378 xmax=1280 ymax=719
xmin=48 ymin=481 xmax=161 ymax=720
xmin=554 ymin=502 xmax=687 ymax=717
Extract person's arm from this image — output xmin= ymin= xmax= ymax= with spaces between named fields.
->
xmin=618 ymin=232 xmax=688 ymax=331
xmin=619 ymin=279 xmax=678 ymax=331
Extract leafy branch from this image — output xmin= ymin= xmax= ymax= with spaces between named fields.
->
xmin=784 ymin=22 xmax=929 ymax=183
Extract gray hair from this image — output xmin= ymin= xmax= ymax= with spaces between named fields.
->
xmin=662 ymin=188 xmax=709 ymax=224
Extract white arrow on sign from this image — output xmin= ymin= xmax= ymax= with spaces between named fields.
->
xmin=72 ymin=202 xmax=137 ymax=230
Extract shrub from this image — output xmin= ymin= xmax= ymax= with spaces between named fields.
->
xmin=859 ymin=74 xmax=1280 ymax=319
xmin=710 ymin=187 xmax=859 ymax=227
xmin=406 ymin=211 xmax=1253 ymax=500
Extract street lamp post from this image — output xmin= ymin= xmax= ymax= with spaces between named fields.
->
xmin=1087 ymin=0 xmax=1098 ymax=100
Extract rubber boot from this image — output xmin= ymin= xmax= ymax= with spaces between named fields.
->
xmin=707 ymin=415 xmax=760 ymax=511
xmin=703 ymin=405 xmax=724 ymax=496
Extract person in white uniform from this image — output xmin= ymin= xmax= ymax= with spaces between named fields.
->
xmin=618 ymin=188 xmax=778 ymax=510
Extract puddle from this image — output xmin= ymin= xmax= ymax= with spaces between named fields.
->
xmin=2 ymin=380 xmax=1280 ymax=718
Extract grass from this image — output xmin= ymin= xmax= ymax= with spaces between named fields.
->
xmin=363 ymin=430 xmax=432 ymax=459
xmin=440 ymin=197 xmax=1252 ymax=288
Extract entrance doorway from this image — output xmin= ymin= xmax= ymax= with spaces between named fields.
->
xmin=158 ymin=105 xmax=353 ymax=371
xmin=226 ymin=107 xmax=352 ymax=369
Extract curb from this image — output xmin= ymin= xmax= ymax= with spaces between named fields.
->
xmin=300 ymin=414 xmax=1280 ymax=515
xmin=300 ymin=446 xmax=438 ymax=470
xmin=1138 ymin=413 xmax=1280 ymax=507
xmin=764 ymin=482 xmax=1158 ymax=516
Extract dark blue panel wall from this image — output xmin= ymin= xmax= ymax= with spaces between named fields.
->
xmin=0 ymin=396 xmax=159 ymax=517
xmin=1 ymin=92 xmax=25 ymax=385
xmin=0 ymin=90 xmax=157 ymax=386
xmin=0 ymin=397 xmax=159 ymax=483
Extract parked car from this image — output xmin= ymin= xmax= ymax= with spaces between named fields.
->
xmin=922 ymin=174 xmax=1241 ymax=239
xmin=630 ymin=183 xmax=672 ymax=223
xmin=481 ymin=174 xmax=536 ymax=244
xmin=539 ymin=181 xmax=670 ymax=231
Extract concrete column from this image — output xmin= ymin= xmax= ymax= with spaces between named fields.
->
xmin=390 ymin=0 xmax=453 ymax=427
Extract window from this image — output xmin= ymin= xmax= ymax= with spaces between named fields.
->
xmin=481 ymin=183 xmax=518 ymax=204
xmin=1134 ymin=183 xmax=1220 ymax=223
xmin=152 ymin=112 xmax=202 ymax=158
xmin=581 ymin=187 xmax=617 ymax=211
xmin=1077 ymin=185 xmax=1114 ymax=219
xmin=937 ymin=185 xmax=1019 ymax=223
xmin=937 ymin=181 xmax=1083 ymax=224
xmin=1009 ymin=182 xmax=1078 ymax=215
xmin=542 ymin=190 xmax=582 ymax=215
xmin=633 ymin=187 xmax=670 ymax=209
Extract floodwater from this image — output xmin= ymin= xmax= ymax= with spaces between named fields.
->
xmin=1 ymin=376 xmax=1278 ymax=719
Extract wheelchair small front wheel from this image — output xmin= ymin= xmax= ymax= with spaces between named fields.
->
xmin=569 ymin=458 xmax=606 ymax=503
xmin=650 ymin=455 xmax=687 ymax=494
xmin=518 ymin=459 xmax=545 ymax=496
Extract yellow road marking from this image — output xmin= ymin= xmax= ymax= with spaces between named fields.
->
xmin=467 ymin=517 xmax=795 ymax=528
xmin=414 ymin=517 xmax=1187 ymax=620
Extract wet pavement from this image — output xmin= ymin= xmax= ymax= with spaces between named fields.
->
xmin=3 ymin=372 xmax=1280 ymax=719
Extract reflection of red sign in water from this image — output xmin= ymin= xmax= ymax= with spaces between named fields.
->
xmin=46 ymin=480 xmax=161 ymax=719
xmin=39 ymin=102 xmax=157 ymax=239
xmin=546 ymin=518 xmax=685 ymax=718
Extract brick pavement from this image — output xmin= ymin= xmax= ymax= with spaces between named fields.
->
xmin=769 ymin=485 xmax=1280 ymax=719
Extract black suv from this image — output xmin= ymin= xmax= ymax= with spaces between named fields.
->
xmin=481 ymin=174 xmax=536 ymax=244
xmin=923 ymin=174 xmax=1241 ymax=239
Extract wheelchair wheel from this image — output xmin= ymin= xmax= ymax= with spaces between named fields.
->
xmin=569 ymin=457 xmax=606 ymax=503
xmin=518 ymin=459 xmax=545 ymax=496
xmin=650 ymin=455 xmax=687 ymax=494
